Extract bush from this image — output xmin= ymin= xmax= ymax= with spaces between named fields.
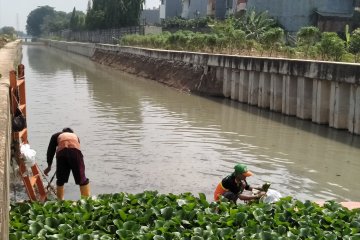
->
xmin=317 ymin=32 xmax=346 ymax=61
xmin=349 ymin=28 xmax=360 ymax=62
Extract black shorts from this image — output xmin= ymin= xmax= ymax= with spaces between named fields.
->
xmin=56 ymin=148 xmax=89 ymax=186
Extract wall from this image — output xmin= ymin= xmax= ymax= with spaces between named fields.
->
xmin=165 ymin=0 xmax=183 ymax=18
xmin=247 ymin=0 xmax=354 ymax=32
xmin=46 ymin=41 xmax=96 ymax=58
xmin=46 ymin=40 xmax=360 ymax=135
xmin=0 ymin=40 xmax=22 ymax=240
xmin=216 ymin=0 xmax=227 ymax=19
xmin=141 ymin=9 xmax=161 ymax=25
xmin=187 ymin=0 xmax=208 ymax=18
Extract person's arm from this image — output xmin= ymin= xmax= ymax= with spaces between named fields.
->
xmin=44 ymin=132 xmax=60 ymax=175
xmin=248 ymin=185 xmax=263 ymax=191
xmin=238 ymin=191 xmax=266 ymax=201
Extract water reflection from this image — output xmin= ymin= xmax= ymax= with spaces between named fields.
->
xmin=22 ymin=45 xmax=360 ymax=202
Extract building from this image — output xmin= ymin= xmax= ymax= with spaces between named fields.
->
xmin=238 ymin=0 xmax=355 ymax=32
xmin=181 ymin=0 xmax=216 ymax=19
xmin=160 ymin=0 xmax=183 ymax=19
xmin=161 ymin=0 xmax=355 ymax=32
xmin=141 ymin=9 xmax=161 ymax=25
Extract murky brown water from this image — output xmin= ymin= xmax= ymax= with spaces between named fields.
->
xmin=17 ymin=45 xmax=360 ymax=202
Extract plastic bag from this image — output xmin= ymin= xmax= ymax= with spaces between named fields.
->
xmin=260 ymin=189 xmax=282 ymax=204
xmin=20 ymin=144 xmax=36 ymax=167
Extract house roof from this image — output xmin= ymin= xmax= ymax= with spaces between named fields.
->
xmin=316 ymin=11 xmax=353 ymax=18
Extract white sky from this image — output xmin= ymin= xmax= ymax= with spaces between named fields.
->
xmin=0 ymin=0 xmax=160 ymax=32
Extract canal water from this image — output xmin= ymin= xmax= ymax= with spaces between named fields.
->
xmin=19 ymin=45 xmax=360 ymax=202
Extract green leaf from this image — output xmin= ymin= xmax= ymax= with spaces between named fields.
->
xmin=45 ymin=217 xmax=59 ymax=228
xmin=77 ymin=234 xmax=92 ymax=240
xmin=118 ymin=209 xmax=127 ymax=221
xmin=123 ymin=221 xmax=141 ymax=232
xmin=161 ymin=207 xmax=174 ymax=220
xmin=191 ymin=236 xmax=204 ymax=240
xmin=153 ymin=236 xmax=166 ymax=240
xmin=260 ymin=231 xmax=273 ymax=240
xmin=29 ymin=222 xmax=42 ymax=235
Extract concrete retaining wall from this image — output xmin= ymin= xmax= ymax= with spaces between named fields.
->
xmin=46 ymin=40 xmax=360 ymax=135
xmin=46 ymin=40 xmax=96 ymax=57
xmin=0 ymin=40 xmax=22 ymax=240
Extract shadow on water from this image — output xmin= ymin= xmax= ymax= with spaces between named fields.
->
xmin=202 ymin=96 xmax=360 ymax=149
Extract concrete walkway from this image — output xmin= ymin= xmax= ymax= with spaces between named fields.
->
xmin=0 ymin=40 xmax=21 ymax=240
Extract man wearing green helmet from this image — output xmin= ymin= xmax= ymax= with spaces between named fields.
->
xmin=214 ymin=163 xmax=265 ymax=203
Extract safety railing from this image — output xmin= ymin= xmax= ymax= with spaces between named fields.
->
xmin=9 ymin=65 xmax=47 ymax=202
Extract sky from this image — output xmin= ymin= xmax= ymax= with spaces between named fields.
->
xmin=0 ymin=0 xmax=160 ymax=32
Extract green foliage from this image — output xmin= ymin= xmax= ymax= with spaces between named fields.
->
xmin=296 ymin=26 xmax=321 ymax=57
xmin=41 ymin=11 xmax=69 ymax=34
xmin=0 ymin=26 xmax=16 ymax=36
xmin=260 ymin=27 xmax=284 ymax=56
xmin=26 ymin=6 xmax=55 ymax=36
xmin=345 ymin=24 xmax=351 ymax=48
xmin=162 ymin=17 xmax=210 ymax=29
xmin=349 ymin=28 xmax=360 ymax=62
xmin=10 ymin=192 xmax=360 ymax=239
xmin=86 ymin=0 xmax=145 ymax=30
xmin=235 ymin=9 xmax=277 ymax=41
xmin=317 ymin=32 xmax=346 ymax=61
xmin=69 ymin=7 xmax=86 ymax=31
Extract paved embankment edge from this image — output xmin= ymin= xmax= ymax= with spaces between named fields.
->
xmin=0 ymin=40 xmax=22 ymax=240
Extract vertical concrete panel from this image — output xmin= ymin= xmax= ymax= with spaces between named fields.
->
xmin=223 ymin=68 xmax=231 ymax=98
xmin=270 ymin=73 xmax=282 ymax=112
xmin=230 ymin=70 xmax=240 ymax=100
xmin=216 ymin=67 xmax=225 ymax=97
xmin=312 ymin=79 xmax=330 ymax=124
xmin=296 ymin=77 xmax=313 ymax=119
xmin=329 ymin=82 xmax=350 ymax=129
xmin=238 ymin=70 xmax=249 ymax=103
xmin=258 ymin=72 xmax=271 ymax=108
xmin=248 ymin=71 xmax=260 ymax=105
xmin=348 ymin=85 xmax=360 ymax=134
xmin=282 ymin=75 xmax=297 ymax=116
xmin=349 ymin=85 xmax=357 ymax=133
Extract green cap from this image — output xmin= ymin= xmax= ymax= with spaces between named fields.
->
xmin=234 ymin=164 xmax=253 ymax=177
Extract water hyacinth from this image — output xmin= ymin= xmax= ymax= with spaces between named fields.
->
xmin=10 ymin=191 xmax=360 ymax=239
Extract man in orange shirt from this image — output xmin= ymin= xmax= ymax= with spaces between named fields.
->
xmin=44 ymin=127 xmax=90 ymax=200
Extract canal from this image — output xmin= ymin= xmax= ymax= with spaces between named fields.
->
xmin=18 ymin=45 xmax=360 ymax=202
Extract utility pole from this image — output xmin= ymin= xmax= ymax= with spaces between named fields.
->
xmin=16 ymin=13 xmax=19 ymax=32
xmin=0 ymin=0 xmax=2 ymax=28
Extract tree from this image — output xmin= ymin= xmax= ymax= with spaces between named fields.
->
xmin=349 ymin=28 xmax=360 ymax=62
xmin=235 ymin=9 xmax=277 ymax=41
xmin=41 ymin=11 xmax=69 ymax=34
xmin=0 ymin=26 xmax=16 ymax=36
xmin=26 ymin=6 xmax=55 ymax=36
xmin=296 ymin=26 xmax=320 ymax=57
xmin=70 ymin=8 xmax=86 ymax=30
xmin=85 ymin=0 xmax=145 ymax=30
xmin=317 ymin=32 xmax=346 ymax=61
xmin=260 ymin=27 xmax=284 ymax=56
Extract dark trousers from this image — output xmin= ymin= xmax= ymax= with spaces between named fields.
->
xmin=56 ymin=148 xmax=89 ymax=186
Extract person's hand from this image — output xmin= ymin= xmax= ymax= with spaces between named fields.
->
xmin=44 ymin=166 xmax=51 ymax=176
xmin=257 ymin=191 xmax=266 ymax=199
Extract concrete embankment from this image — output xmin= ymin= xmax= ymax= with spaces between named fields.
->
xmin=0 ymin=40 xmax=22 ymax=240
xmin=46 ymin=40 xmax=360 ymax=135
